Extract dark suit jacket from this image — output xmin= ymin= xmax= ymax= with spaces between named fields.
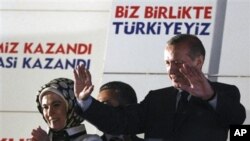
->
xmin=101 ymin=134 xmax=144 ymax=141
xmin=82 ymin=82 xmax=246 ymax=141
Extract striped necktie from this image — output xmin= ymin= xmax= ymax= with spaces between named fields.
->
xmin=176 ymin=91 xmax=189 ymax=113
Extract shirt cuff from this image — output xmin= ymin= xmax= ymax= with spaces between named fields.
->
xmin=77 ymin=97 xmax=93 ymax=112
xmin=208 ymin=93 xmax=217 ymax=109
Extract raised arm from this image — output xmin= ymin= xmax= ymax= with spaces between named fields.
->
xmin=73 ymin=64 xmax=94 ymax=100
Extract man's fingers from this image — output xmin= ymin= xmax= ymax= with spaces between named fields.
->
xmin=181 ymin=64 xmax=194 ymax=77
xmin=79 ymin=64 xmax=86 ymax=81
xmin=85 ymin=69 xmax=92 ymax=85
xmin=180 ymin=64 xmax=204 ymax=83
xmin=73 ymin=69 xmax=78 ymax=81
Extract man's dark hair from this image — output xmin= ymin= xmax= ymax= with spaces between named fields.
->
xmin=167 ymin=34 xmax=206 ymax=60
xmin=99 ymin=81 xmax=137 ymax=106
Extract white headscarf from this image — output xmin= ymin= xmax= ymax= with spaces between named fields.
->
xmin=36 ymin=78 xmax=84 ymax=129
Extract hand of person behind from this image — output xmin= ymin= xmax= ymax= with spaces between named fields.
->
xmin=31 ymin=126 xmax=49 ymax=141
xmin=73 ymin=64 xmax=94 ymax=100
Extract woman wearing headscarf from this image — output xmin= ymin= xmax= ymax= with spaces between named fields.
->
xmin=31 ymin=78 xmax=101 ymax=141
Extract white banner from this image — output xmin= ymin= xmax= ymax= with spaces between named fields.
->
xmin=0 ymin=1 xmax=109 ymax=139
xmin=104 ymin=0 xmax=218 ymax=74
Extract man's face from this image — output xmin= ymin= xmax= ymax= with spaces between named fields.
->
xmin=164 ymin=44 xmax=203 ymax=88
xmin=97 ymin=89 xmax=120 ymax=107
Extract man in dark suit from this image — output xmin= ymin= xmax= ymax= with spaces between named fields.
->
xmin=74 ymin=34 xmax=246 ymax=141
xmin=97 ymin=81 xmax=143 ymax=141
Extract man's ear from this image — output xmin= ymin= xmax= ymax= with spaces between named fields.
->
xmin=196 ymin=55 xmax=204 ymax=69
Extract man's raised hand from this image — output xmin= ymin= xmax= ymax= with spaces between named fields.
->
xmin=73 ymin=64 xmax=94 ymax=100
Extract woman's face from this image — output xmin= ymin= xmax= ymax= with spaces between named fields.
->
xmin=41 ymin=92 xmax=67 ymax=131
